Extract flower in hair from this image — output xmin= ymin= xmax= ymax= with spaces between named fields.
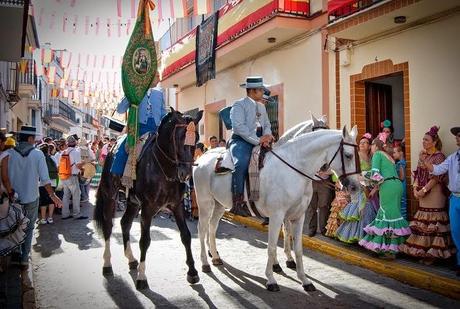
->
xmin=378 ymin=132 xmax=388 ymax=143
xmin=362 ymin=133 xmax=372 ymax=140
xmin=426 ymin=126 xmax=439 ymax=138
xmin=381 ymin=119 xmax=392 ymax=128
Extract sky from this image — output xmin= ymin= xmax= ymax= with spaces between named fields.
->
xmin=32 ymin=0 xmax=171 ymax=110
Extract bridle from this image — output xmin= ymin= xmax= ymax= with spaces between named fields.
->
xmin=269 ymin=138 xmax=361 ymax=188
xmin=151 ymin=122 xmax=196 ymax=182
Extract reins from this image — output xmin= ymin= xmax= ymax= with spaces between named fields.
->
xmin=150 ymin=122 xmax=196 ymax=182
xmin=269 ymin=138 xmax=360 ymax=189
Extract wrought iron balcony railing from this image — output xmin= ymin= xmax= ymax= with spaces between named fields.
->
xmin=44 ymin=99 xmax=77 ymax=123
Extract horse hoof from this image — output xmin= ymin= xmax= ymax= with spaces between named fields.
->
xmin=102 ymin=266 xmax=113 ymax=276
xmin=286 ymin=260 xmax=297 ymax=269
xmin=129 ymin=260 xmax=139 ymax=270
xmin=208 ymin=250 xmax=219 ymax=258
xmin=273 ymin=264 xmax=283 ymax=273
xmin=212 ymin=258 xmax=223 ymax=266
xmin=187 ymin=274 xmax=200 ymax=284
xmin=267 ymin=283 xmax=280 ymax=292
xmin=136 ymin=279 xmax=149 ymax=290
xmin=303 ymin=283 xmax=316 ymax=292
xmin=202 ymin=265 xmax=212 ymax=273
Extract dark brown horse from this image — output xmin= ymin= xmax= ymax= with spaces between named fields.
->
xmin=94 ymin=108 xmax=203 ymax=290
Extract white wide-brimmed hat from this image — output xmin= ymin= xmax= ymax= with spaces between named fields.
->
xmin=239 ymin=76 xmax=269 ymax=89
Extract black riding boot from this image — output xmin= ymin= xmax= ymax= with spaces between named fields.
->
xmin=229 ymin=193 xmax=251 ymax=217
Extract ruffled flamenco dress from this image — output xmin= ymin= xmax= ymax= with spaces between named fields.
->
xmin=336 ymin=159 xmax=379 ymax=243
xmin=0 ymin=198 xmax=29 ymax=256
xmin=399 ymin=153 xmax=456 ymax=260
xmin=325 ymin=190 xmax=350 ymax=238
xmin=358 ymin=151 xmax=411 ymax=254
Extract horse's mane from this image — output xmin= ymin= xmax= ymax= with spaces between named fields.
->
xmin=277 ymin=129 xmax=342 ymax=154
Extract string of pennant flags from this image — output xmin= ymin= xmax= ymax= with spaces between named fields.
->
xmin=31 ymin=0 xmax=213 ymax=38
xmin=27 ymin=0 xmax=216 ymax=111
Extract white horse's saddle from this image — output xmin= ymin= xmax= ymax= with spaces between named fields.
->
xmin=214 ymin=146 xmax=262 ymax=201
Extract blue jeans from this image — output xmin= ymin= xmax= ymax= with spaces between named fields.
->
xmin=229 ymin=136 xmax=254 ymax=196
xmin=449 ymin=195 xmax=460 ymax=265
xmin=20 ymin=198 xmax=39 ymax=264
xmin=111 ymin=119 xmax=157 ymax=175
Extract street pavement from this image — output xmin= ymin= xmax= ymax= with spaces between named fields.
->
xmin=31 ymin=190 xmax=460 ymax=309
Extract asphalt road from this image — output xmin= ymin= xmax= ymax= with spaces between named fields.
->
xmin=30 ymin=190 xmax=460 ymax=309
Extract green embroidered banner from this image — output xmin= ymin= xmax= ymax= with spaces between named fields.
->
xmin=121 ymin=0 xmax=157 ymax=148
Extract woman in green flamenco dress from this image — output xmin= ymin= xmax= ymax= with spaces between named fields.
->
xmin=358 ymin=134 xmax=411 ymax=259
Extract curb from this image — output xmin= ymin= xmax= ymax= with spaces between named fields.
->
xmin=223 ymin=212 xmax=460 ymax=300
xmin=21 ymin=262 xmax=36 ymax=309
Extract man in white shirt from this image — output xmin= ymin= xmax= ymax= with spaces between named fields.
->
xmin=61 ymin=135 xmax=86 ymax=219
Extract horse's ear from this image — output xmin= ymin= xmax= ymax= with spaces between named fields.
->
xmin=194 ymin=110 xmax=204 ymax=125
xmin=311 ymin=112 xmax=319 ymax=126
xmin=351 ymin=125 xmax=358 ymax=140
xmin=170 ymin=107 xmax=176 ymax=113
xmin=342 ymin=125 xmax=348 ymax=138
xmin=321 ymin=114 xmax=328 ymax=124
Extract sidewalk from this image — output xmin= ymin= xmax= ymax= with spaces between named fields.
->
xmin=223 ymin=212 xmax=460 ymax=300
xmin=0 ymin=256 xmax=35 ymax=309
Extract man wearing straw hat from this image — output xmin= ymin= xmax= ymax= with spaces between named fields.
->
xmin=229 ymin=76 xmax=274 ymax=217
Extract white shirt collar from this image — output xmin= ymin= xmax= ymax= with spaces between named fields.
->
xmin=246 ymin=96 xmax=256 ymax=104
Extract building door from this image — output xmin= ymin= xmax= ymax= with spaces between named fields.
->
xmin=365 ymin=82 xmax=392 ymax=137
xmin=265 ymin=95 xmax=279 ymax=140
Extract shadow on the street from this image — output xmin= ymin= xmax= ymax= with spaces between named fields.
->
xmin=126 ymin=270 xmax=181 ymax=308
xmin=33 ymin=203 xmax=102 ymax=258
xmin=215 ymin=261 xmax=384 ymax=308
xmin=103 ymin=275 xmax=145 ymax=309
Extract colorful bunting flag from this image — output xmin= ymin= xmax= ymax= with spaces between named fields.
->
xmin=194 ymin=0 xmax=211 ymax=16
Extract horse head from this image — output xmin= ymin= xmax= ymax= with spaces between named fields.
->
xmin=325 ymin=125 xmax=360 ymax=192
xmin=156 ymin=107 xmax=203 ymax=182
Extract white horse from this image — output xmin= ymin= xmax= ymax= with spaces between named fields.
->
xmin=193 ymin=126 xmax=359 ymax=292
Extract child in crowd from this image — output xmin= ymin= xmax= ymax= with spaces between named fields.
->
xmin=393 ymin=145 xmax=407 ymax=220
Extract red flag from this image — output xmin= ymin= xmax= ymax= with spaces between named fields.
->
xmin=59 ymin=51 xmax=64 ymax=66
xmin=117 ymin=0 xmax=122 ymax=18
xmin=40 ymin=49 xmax=45 ymax=64
xmin=63 ymin=13 xmax=67 ymax=32
xmin=85 ymin=16 xmax=89 ymax=35
xmin=107 ymin=18 xmax=111 ymax=37
xmin=111 ymin=55 xmax=115 ymax=69
xmin=117 ymin=19 xmax=121 ymax=37
xmin=126 ymin=19 xmax=131 ymax=35
xmin=130 ymin=0 xmax=136 ymax=18
xmin=73 ymin=15 xmax=78 ymax=34
xmin=101 ymin=55 xmax=106 ymax=68
xmin=95 ymin=17 xmax=100 ymax=35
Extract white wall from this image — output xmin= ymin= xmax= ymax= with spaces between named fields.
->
xmin=177 ymin=32 xmax=324 ymax=139
xmin=330 ymin=13 xmax=460 ymax=167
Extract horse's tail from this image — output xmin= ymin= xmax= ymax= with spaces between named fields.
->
xmin=94 ymin=152 xmax=115 ymax=236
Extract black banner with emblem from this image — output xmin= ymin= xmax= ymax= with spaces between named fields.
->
xmin=195 ymin=12 xmax=219 ymax=87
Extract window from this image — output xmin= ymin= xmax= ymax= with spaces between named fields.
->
xmin=31 ymin=109 xmax=36 ymax=127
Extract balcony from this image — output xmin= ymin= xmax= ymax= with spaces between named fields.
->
xmin=18 ymin=59 xmax=37 ymax=99
xmin=0 ymin=61 xmax=19 ymax=102
xmin=44 ymin=99 xmax=77 ymax=130
xmin=83 ymin=113 xmax=99 ymax=129
xmin=160 ymin=0 xmax=318 ymax=88
xmin=327 ymin=0 xmax=460 ymax=41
